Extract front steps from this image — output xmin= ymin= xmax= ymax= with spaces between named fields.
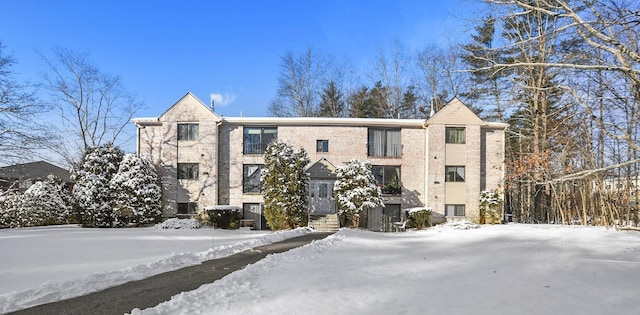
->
xmin=308 ymin=214 xmax=340 ymax=232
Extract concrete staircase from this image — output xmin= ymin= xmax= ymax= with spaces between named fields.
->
xmin=308 ymin=214 xmax=340 ymax=232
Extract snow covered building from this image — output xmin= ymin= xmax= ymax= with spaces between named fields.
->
xmin=133 ymin=92 xmax=507 ymax=231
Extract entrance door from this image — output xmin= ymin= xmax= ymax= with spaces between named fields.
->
xmin=242 ymin=203 xmax=265 ymax=230
xmin=309 ymin=180 xmax=336 ymax=215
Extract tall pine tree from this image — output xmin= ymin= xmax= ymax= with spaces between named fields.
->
xmin=261 ymin=141 xmax=310 ymax=230
xmin=318 ymin=80 xmax=346 ymax=117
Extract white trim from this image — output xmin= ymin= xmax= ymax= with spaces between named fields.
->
xmin=222 ymin=116 xmax=426 ymax=128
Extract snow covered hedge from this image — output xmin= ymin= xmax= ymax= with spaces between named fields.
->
xmin=72 ymin=145 xmax=162 ymax=228
xmin=0 ymin=175 xmax=73 ymax=229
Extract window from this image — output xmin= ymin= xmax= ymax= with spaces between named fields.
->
xmin=177 ymin=163 xmax=199 ymax=179
xmin=178 ymin=123 xmax=199 ymax=141
xmin=177 ymin=202 xmax=198 ymax=215
xmin=445 ymin=166 xmax=465 ymax=182
xmin=318 ymin=183 xmax=329 ymax=198
xmin=372 ymin=165 xmax=401 ymax=195
xmin=368 ymin=129 xmax=401 ymax=157
xmin=244 ymin=127 xmax=277 ymax=154
xmin=446 ymin=204 xmax=465 ymax=217
xmin=243 ymin=164 xmax=263 ymax=193
xmin=446 ymin=127 xmax=465 ymax=144
xmin=316 ymin=140 xmax=329 ymax=153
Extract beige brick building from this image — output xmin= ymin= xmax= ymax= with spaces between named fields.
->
xmin=133 ymin=93 xmax=507 ymax=231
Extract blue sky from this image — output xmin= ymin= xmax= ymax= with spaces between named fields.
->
xmin=1 ymin=0 xmax=477 ymax=120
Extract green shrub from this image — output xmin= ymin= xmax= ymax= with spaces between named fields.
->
xmin=196 ymin=208 xmax=241 ymax=229
xmin=480 ymin=190 xmax=503 ymax=224
xmin=409 ymin=208 xmax=431 ymax=229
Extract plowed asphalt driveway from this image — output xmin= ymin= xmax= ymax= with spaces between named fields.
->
xmin=7 ymin=232 xmax=334 ymax=315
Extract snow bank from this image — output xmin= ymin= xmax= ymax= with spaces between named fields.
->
xmin=0 ymin=227 xmax=310 ymax=314
xmin=435 ymin=219 xmax=480 ymax=230
xmin=153 ymin=218 xmax=201 ymax=229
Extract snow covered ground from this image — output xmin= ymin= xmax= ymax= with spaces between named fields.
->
xmin=132 ymin=224 xmax=640 ymax=315
xmin=2 ymin=223 xmax=640 ymax=315
xmin=0 ymin=224 xmax=308 ymax=313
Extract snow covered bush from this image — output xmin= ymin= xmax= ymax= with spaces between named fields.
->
xmin=0 ymin=175 xmax=72 ymax=228
xmin=261 ymin=141 xmax=310 ymax=230
xmin=0 ymin=192 xmax=24 ymax=228
xmin=21 ymin=175 xmax=72 ymax=226
xmin=71 ymin=144 xmax=124 ymax=227
xmin=110 ymin=154 xmax=162 ymax=227
xmin=480 ymin=190 xmax=503 ymax=224
xmin=333 ymin=159 xmax=383 ymax=228
xmin=153 ymin=218 xmax=201 ymax=229
xmin=440 ymin=220 xmax=479 ymax=230
xmin=408 ymin=207 xmax=431 ymax=229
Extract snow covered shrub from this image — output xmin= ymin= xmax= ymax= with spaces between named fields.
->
xmin=153 ymin=218 xmax=201 ymax=229
xmin=333 ymin=159 xmax=383 ymax=228
xmin=0 ymin=192 xmax=24 ymax=228
xmin=71 ymin=144 xmax=124 ymax=227
xmin=408 ymin=208 xmax=431 ymax=229
xmin=110 ymin=154 xmax=162 ymax=227
xmin=441 ymin=220 xmax=479 ymax=230
xmin=480 ymin=190 xmax=502 ymax=224
xmin=21 ymin=175 xmax=72 ymax=226
xmin=261 ymin=141 xmax=310 ymax=230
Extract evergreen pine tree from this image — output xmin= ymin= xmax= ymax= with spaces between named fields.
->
xmin=461 ymin=14 xmax=505 ymax=121
xmin=318 ymin=80 xmax=345 ymax=117
xmin=71 ymin=144 xmax=124 ymax=227
xmin=261 ymin=141 xmax=310 ymax=230
xmin=333 ymin=159 xmax=384 ymax=227
xmin=110 ymin=154 xmax=162 ymax=226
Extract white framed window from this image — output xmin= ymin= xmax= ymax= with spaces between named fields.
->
xmin=243 ymin=164 xmax=263 ymax=193
xmin=445 ymin=204 xmax=465 ymax=216
xmin=178 ymin=123 xmax=199 ymax=141
xmin=243 ymin=127 xmax=277 ymax=154
xmin=177 ymin=202 xmax=198 ymax=215
xmin=372 ymin=165 xmax=401 ymax=195
xmin=177 ymin=163 xmax=199 ymax=179
xmin=446 ymin=127 xmax=465 ymax=144
xmin=316 ymin=140 xmax=329 ymax=153
xmin=445 ymin=166 xmax=465 ymax=182
xmin=368 ymin=129 xmax=401 ymax=157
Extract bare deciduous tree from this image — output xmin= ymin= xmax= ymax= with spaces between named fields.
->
xmin=368 ymin=40 xmax=416 ymax=118
xmin=0 ymin=42 xmax=50 ymax=164
xmin=269 ymin=48 xmax=330 ymax=117
xmin=41 ymin=47 xmax=142 ymax=166
xmin=482 ymin=0 xmax=640 ymax=227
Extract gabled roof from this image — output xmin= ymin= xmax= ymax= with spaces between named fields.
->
xmin=307 ymin=158 xmax=337 ymax=180
xmin=157 ymin=92 xmax=222 ymax=123
xmin=426 ymin=97 xmax=484 ymax=126
xmin=0 ymin=161 xmax=72 ymax=183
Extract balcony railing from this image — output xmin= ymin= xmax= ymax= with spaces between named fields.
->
xmin=244 ymin=143 xmax=270 ymax=155
xmin=367 ymin=143 xmax=402 ymax=157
